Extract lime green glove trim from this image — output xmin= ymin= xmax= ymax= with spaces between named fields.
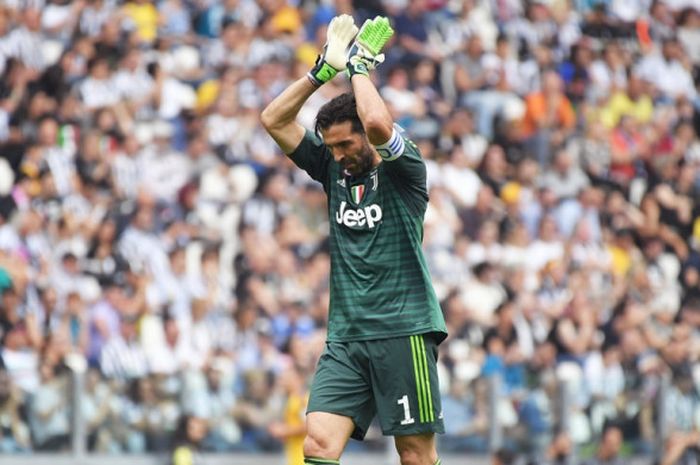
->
xmin=308 ymin=60 xmax=339 ymax=87
xmin=356 ymin=16 xmax=394 ymax=56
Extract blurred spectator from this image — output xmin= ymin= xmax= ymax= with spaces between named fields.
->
xmin=0 ymin=369 xmax=30 ymax=452
xmin=460 ymin=261 xmax=507 ymax=328
xmin=99 ymin=314 xmax=148 ymax=382
xmin=171 ymin=415 xmax=208 ymax=465
xmin=494 ymin=447 xmax=521 ymax=465
xmin=204 ymin=19 xmax=252 ymax=71
xmin=462 ymin=34 xmax=522 ymax=140
xmin=381 ymin=66 xmax=427 ymax=131
xmin=195 ymin=0 xmax=261 ymax=38
xmin=28 ymin=361 xmax=70 ymax=451
xmin=438 ymin=108 xmax=488 ymax=168
xmin=4 ymin=8 xmax=45 ymax=76
xmin=635 ymin=37 xmax=696 ymax=102
xmin=547 ymin=290 xmax=596 ymax=364
xmin=121 ymin=0 xmax=160 ymax=46
xmin=441 ymin=377 xmax=488 ymax=453
xmin=520 ymin=70 xmax=577 ymax=166
xmin=267 ymin=364 xmax=307 ymax=465
xmin=80 ymin=56 xmax=121 ymax=111
xmin=540 ymin=431 xmax=575 ymax=465
xmin=183 ymin=361 xmax=240 ymax=452
xmin=81 ymin=368 xmax=112 ymax=451
xmin=232 ymin=369 xmax=279 ymax=451
xmin=392 ymin=0 xmax=440 ymax=65
xmin=660 ymin=365 xmax=700 ymax=465
xmin=584 ymin=425 xmax=624 ymax=465
xmin=540 ymin=147 xmax=590 ymax=202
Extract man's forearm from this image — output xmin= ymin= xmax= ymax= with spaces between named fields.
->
xmin=260 ymin=76 xmax=317 ymax=131
xmin=350 ymin=74 xmax=393 ymax=145
xmin=260 ymin=76 xmax=317 ymax=153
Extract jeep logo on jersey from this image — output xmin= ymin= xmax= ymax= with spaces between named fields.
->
xmin=335 ymin=201 xmax=382 ymax=228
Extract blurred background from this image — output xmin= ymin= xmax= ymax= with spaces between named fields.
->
xmin=0 ymin=0 xmax=699 ymax=464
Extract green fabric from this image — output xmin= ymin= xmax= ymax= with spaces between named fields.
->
xmin=410 ymin=335 xmax=435 ymax=423
xmin=307 ymin=334 xmax=444 ymax=440
xmin=304 ymin=458 xmax=340 ymax=465
xmin=347 ymin=59 xmax=369 ymax=78
xmin=288 ymin=131 xmax=447 ymax=343
xmin=310 ymin=61 xmax=338 ymax=84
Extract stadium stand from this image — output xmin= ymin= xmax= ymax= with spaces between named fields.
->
xmin=0 ymin=0 xmax=699 ymax=464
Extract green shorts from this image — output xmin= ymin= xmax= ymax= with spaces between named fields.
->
xmin=307 ymin=333 xmax=444 ymax=440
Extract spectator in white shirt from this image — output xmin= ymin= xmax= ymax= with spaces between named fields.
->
xmin=465 ymin=220 xmax=504 ymax=267
xmin=460 ymin=261 xmax=507 ymax=328
xmin=438 ymin=108 xmax=489 ymax=169
xmin=111 ymin=134 xmax=141 ymax=199
xmin=155 ymin=246 xmax=195 ymax=324
xmin=5 ymin=8 xmax=45 ymax=76
xmin=204 ymin=18 xmax=251 ymax=70
xmin=380 ymin=66 xmax=427 ymax=122
xmin=118 ymin=201 xmax=171 ymax=283
xmin=588 ymin=41 xmax=627 ymax=101
xmin=41 ymin=0 xmax=85 ymax=44
xmin=463 ymin=34 xmax=524 ymax=139
xmin=28 ymin=361 xmax=70 ymax=450
xmin=158 ymin=0 xmax=192 ymax=41
xmin=0 ymin=8 xmax=14 ymax=76
xmin=78 ymin=0 xmax=113 ymax=38
xmin=147 ymin=62 xmax=196 ymax=120
xmin=143 ymin=314 xmax=197 ymax=376
xmin=527 ymin=215 xmax=565 ymax=273
xmin=635 ymin=37 xmax=697 ymax=102
xmin=49 ymin=251 xmax=100 ymax=304
xmin=206 ymin=88 xmax=258 ymax=164
xmin=37 ymin=115 xmax=77 ymax=197
xmin=677 ymin=8 xmax=700 ymax=65
xmin=112 ymin=47 xmax=154 ymax=114
xmin=136 ymin=121 xmax=191 ymax=203
xmin=609 ymin=0 xmax=651 ymax=25
xmin=3 ymin=0 xmax=45 ymax=13
xmin=100 ymin=314 xmax=148 ymax=381
xmin=539 ymin=148 xmax=591 ymax=201
xmin=79 ymin=56 xmax=120 ymax=110
xmin=441 ymin=146 xmax=483 ymax=208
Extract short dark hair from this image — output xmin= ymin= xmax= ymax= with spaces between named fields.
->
xmin=314 ymin=92 xmax=364 ymax=137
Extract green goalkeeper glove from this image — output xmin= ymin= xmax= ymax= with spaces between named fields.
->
xmin=307 ymin=14 xmax=359 ymax=87
xmin=346 ymin=16 xmax=395 ymax=78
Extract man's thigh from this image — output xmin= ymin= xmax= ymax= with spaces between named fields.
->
xmin=368 ymin=334 xmax=445 ymax=436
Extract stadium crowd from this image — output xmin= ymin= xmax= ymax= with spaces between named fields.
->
xmin=0 ymin=0 xmax=699 ymax=463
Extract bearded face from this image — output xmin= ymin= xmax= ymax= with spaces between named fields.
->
xmin=321 ymin=121 xmax=378 ymax=176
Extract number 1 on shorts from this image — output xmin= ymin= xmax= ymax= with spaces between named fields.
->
xmin=397 ymin=394 xmax=415 ymax=425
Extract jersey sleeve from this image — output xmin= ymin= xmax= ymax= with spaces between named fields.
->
xmin=287 ymin=129 xmax=332 ymax=190
xmin=376 ymin=125 xmax=429 ymax=216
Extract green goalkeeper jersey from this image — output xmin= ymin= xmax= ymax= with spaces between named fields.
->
xmin=288 ymin=129 xmax=447 ymax=343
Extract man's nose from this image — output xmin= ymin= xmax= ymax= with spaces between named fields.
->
xmin=332 ymin=148 xmax=344 ymax=162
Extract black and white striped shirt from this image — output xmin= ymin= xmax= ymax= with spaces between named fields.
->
xmin=5 ymin=27 xmax=45 ymax=71
xmin=99 ymin=336 xmax=149 ymax=381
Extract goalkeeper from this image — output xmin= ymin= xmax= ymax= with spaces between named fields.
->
xmin=261 ymin=14 xmax=447 ymax=465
